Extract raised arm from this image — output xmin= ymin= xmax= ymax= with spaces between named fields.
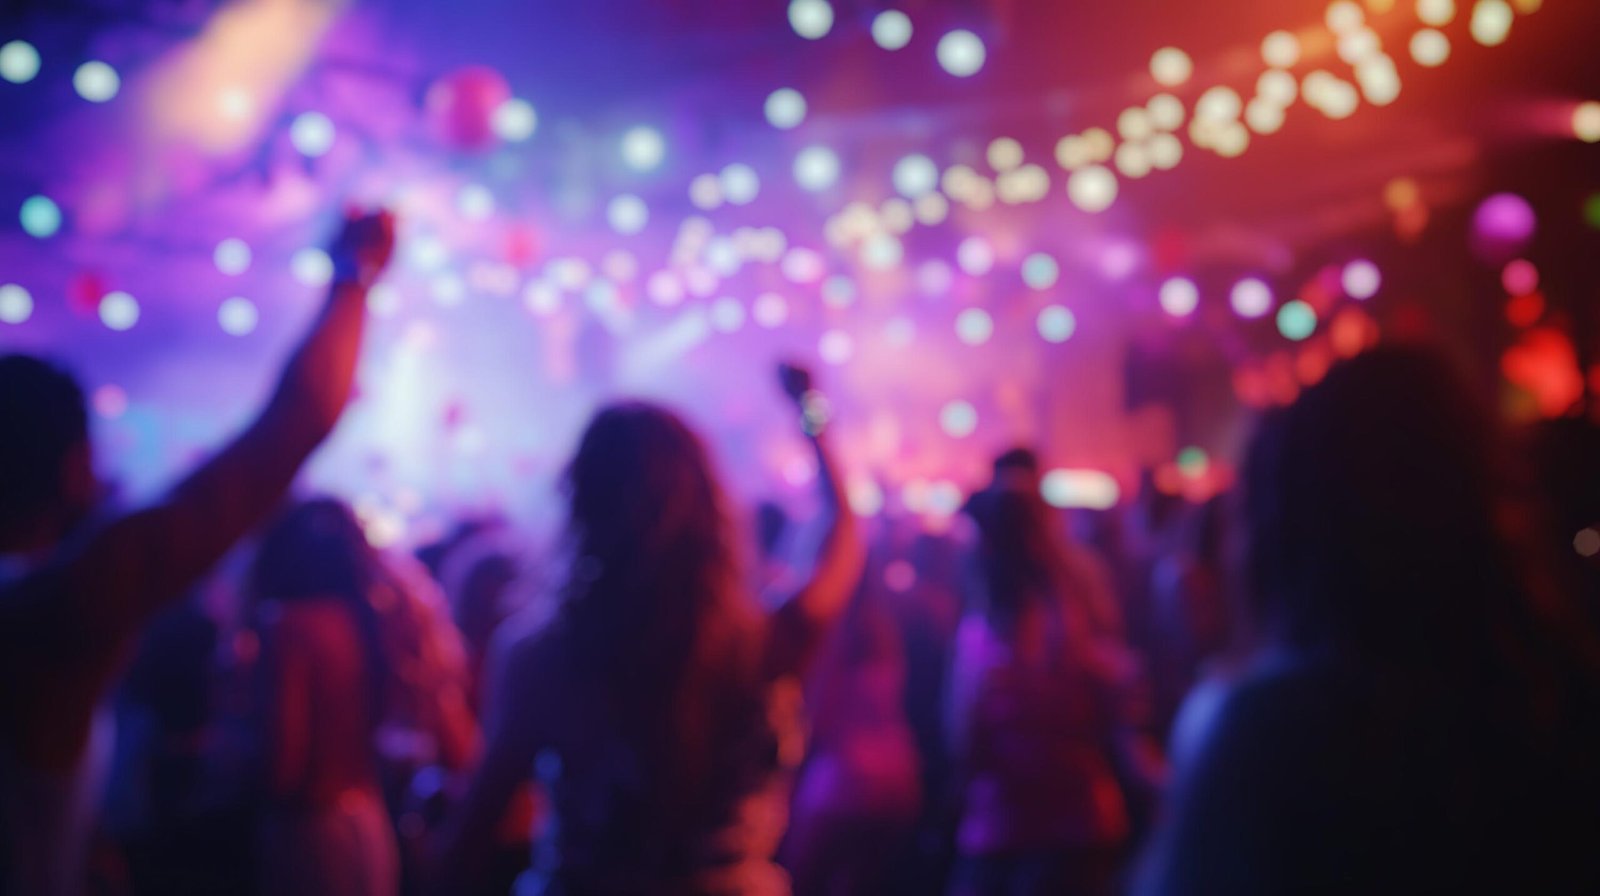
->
xmin=81 ymin=210 xmax=395 ymax=637
xmin=768 ymin=363 xmax=866 ymax=679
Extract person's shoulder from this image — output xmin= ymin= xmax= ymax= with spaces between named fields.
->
xmin=487 ymin=599 xmax=565 ymax=679
xmin=1175 ymin=653 xmax=1355 ymax=774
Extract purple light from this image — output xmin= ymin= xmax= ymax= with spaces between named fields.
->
xmin=1472 ymin=193 xmax=1535 ymax=260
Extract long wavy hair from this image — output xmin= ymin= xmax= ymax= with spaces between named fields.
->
xmin=558 ymin=402 xmax=764 ymax=822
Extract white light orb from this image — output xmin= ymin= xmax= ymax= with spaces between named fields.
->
xmin=1036 ymin=305 xmax=1076 ymax=342
xmin=366 ymin=283 xmax=400 ymax=316
xmin=1150 ymin=47 xmax=1193 ymax=87
xmin=987 ymin=136 xmax=1024 ymax=171
xmin=753 ymin=292 xmax=789 ymax=327
xmin=794 ymin=145 xmax=840 ymax=191
xmin=606 ymin=194 xmax=648 ymax=234
xmin=1147 ymin=93 xmax=1185 ymax=131
xmin=1574 ymin=102 xmax=1600 ymax=143
xmin=1261 ymin=30 xmax=1302 ymax=68
xmin=99 ymin=291 xmax=139 ymax=330
xmin=765 ymin=88 xmax=807 ymax=129
xmin=1230 ymin=277 xmax=1274 ymax=318
xmin=689 ymin=173 xmax=723 ymax=209
xmin=456 ymin=183 xmax=494 ymax=220
xmin=1022 ymin=252 xmax=1060 ymax=289
xmin=955 ymin=307 xmax=993 ymax=345
xmin=1342 ymin=259 xmax=1382 ymax=299
xmin=1326 ymin=0 xmax=1364 ymax=32
xmin=522 ymin=280 xmax=561 ymax=316
xmin=720 ymin=163 xmax=760 ymax=205
xmin=290 ymin=111 xmax=335 ymax=157
xmin=1067 ymin=165 xmax=1118 ymax=213
xmin=819 ymin=329 xmax=854 ymax=365
xmin=1470 ymin=0 xmax=1512 ymax=46
xmin=291 ymin=248 xmax=334 ymax=286
xmin=218 ymin=297 xmax=259 ymax=336
xmin=1410 ymin=29 xmax=1451 ymax=66
xmin=73 ymin=60 xmax=119 ymax=102
xmin=1258 ymin=69 xmax=1299 ymax=106
xmin=789 ymin=0 xmax=834 ymax=39
xmin=646 ymin=270 xmax=683 ymax=307
xmin=0 ymin=41 xmax=41 ymax=84
xmin=1196 ymin=86 xmax=1243 ymax=122
xmin=620 ymin=125 xmax=666 ymax=171
xmin=862 ymin=232 xmax=904 ymax=270
xmin=956 ymin=236 xmax=995 ymax=276
xmin=937 ymin=30 xmax=986 ymax=77
xmin=872 ymin=10 xmax=913 ymax=50
xmin=0 ymin=284 xmax=33 ymax=323
xmin=214 ymin=238 xmax=252 ymax=275
xmin=1148 ymin=133 xmax=1184 ymax=169
xmin=915 ymin=192 xmax=950 ymax=225
xmin=892 ymin=153 xmax=939 ymax=198
xmin=492 ymin=98 xmax=538 ymax=142
xmin=940 ymin=400 xmax=978 ymax=437
xmin=1159 ymin=277 xmax=1200 ymax=317
xmin=1246 ymin=97 xmax=1286 ymax=134
xmin=1418 ymin=0 xmax=1456 ymax=26
xmin=1114 ymin=142 xmax=1152 ymax=178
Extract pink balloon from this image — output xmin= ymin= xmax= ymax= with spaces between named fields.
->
xmin=425 ymin=65 xmax=511 ymax=152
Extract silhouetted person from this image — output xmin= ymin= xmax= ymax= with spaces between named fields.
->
xmin=1135 ymin=346 xmax=1600 ymax=895
xmin=432 ymin=364 xmax=863 ymax=895
xmin=946 ymin=455 xmax=1142 ymax=896
xmin=0 ymin=211 xmax=394 ymax=896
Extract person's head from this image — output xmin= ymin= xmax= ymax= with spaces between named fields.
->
xmin=1241 ymin=345 xmax=1563 ymax=667
xmin=248 ymin=497 xmax=375 ymax=608
xmin=561 ymin=401 xmax=748 ymax=658
xmin=992 ymin=446 xmax=1041 ymax=489
xmin=964 ymin=481 xmax=1058 ymax=626
xmin=0 ymin=355 xmax=94 ymax=551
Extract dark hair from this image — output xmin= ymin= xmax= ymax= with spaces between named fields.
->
xmin=559 ymin=402 xmax=762 ymax=822
xmin=965 ymin=485 xmax=1059 ymax=629
xmin=993 ymin=446 xmax=1040 ymax=476
xmin=248 ymin=498 xmax=387 ymax=726
xmin=0 ymin=355 xmax=88 ymax=540
xmin=1242 ymin=346 xmax=1600 ymax=698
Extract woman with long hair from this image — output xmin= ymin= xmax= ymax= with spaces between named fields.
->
xmin=944 ymin=451 xmax=1141 ymax=896
xmin=433 ymin=364 xmax=863 ymax=894
xmin=1135 ymin=346 xmax=1600 ymax=894
xmin=249 ymin=498 xmax=399 ymax=896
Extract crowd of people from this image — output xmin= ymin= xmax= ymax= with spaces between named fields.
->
xmin=2 ymin=210 xmax=1598 ymax=896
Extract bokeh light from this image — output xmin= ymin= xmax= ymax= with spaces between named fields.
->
xmin=0 ymin=40 xmax=41 ymax=84
xmin=937 ymin=30 xmax=986 ymax=77
xmin=1410 ymin=29 xmax=1451 ymax=66
xmin=218 ymin=297 xmax=259 ymax=336
xmin=792 ymin=145 xmax=840 ymax=192
xmin=492 ymin=98 xmax=537 ymax=142
xmin=788 ymin=0 xmax=834 ymax=39
xmin=1230 ymin=277 xmax=1274 ymax=318
xmin=99 ymin=291 xmax=139 ymax=330
xmin=720 ymin=163 xmax=760 ymax=205
xmin=1147 ymin=93 xmax=1185 ymax=130
xmin=871 ymin=10 xmax=913 ymax=50
xmin=753 ymin=292 xmax=788 ymax=327
xmin=1473 ymin=192 xmax=1536 ymax=253
xmin=1418 ymin=0 xmax=1457 ymax=26
xmin=710 ymin=297 xmax=745 ymax=333
xmin=956 ymin=236 xmax=995 ymax=275
xmin=689 ymin=173 xmax=723 ymax=209
xmin=819 ymin=329 xmax=853 ymax=365
xmin=1041 ymin=469 xmax=1120 ymax=510
xmin=764 ymin=88 xmax=807 ymax=129
xmin=290 ymin=111 xmax=336 ymax=157
xmin=940 ymin=400 xmax=978 ymax=437
xmin=1258 ymin=69 xmax=1298 ymax=106
xmin=456 ymin=183 xmax=494 ymax=219
xmin=955 ymin=307 xmax=994 ymax=345
xmin=0 ymin=284 xmax=32 ymax=324
xmin=1021 ymin=252 xmax=1059 ymax=289
xmin=19 ymin=195 xmax=61 ymax=239
xmin=1502 ymin=258 xmax=1538 ymax=295
xmin=620 ymin=125 xmax=666 ymax=171
xmin=1261 ymin=30 xmax=1301 ymax=68
xmin=1342 ymin=259 xmax=1381 ymax=299
xmin=1036 ymin=305 xmax=1076 ymax=342
xmin=73 ymin=60 xmax=119 ymax=102
xmin=987 ymin=137 xmax=1024 ymax=171
xmin=1066 ymin=165 xmax=1118 ymax=213
xmin=1575 ymin=528 xmax=1600 ymax=558
xmin=607 ymin=194 xmax=648 ymax=234
xmin=1159 ymin=277 xmax=1200 ymax=317
xmin=212 ymin=238 xmax=251 ymax=275
xmin=1470 ymin=0 xmax=1513 ymax=46
xmin=1276 ymin=300 xmax=1317 ymax=340
xmin=1150 ymin=47 xmax=1192 ymax=87
xmin=292 ymin=247 xmax=334 ymax=286
xmin=1197 ymin=86 xmax=1243 ymax=122
xmin=892 ymin=154 xmax=939 ymax=198
xmin=1572 ymin=102 xmax=1600 ymax=143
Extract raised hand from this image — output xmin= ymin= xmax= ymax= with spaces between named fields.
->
xmin=777 ymin=361 xmax=814 ymax=406
xmin=328 ymin=209 xmax=397 ymax=289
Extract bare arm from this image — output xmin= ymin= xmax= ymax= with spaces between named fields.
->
xmin=768 ymin=363 xmax=866 ymax=679
xmin=78 ymin=212 xmax=395 ymax=640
